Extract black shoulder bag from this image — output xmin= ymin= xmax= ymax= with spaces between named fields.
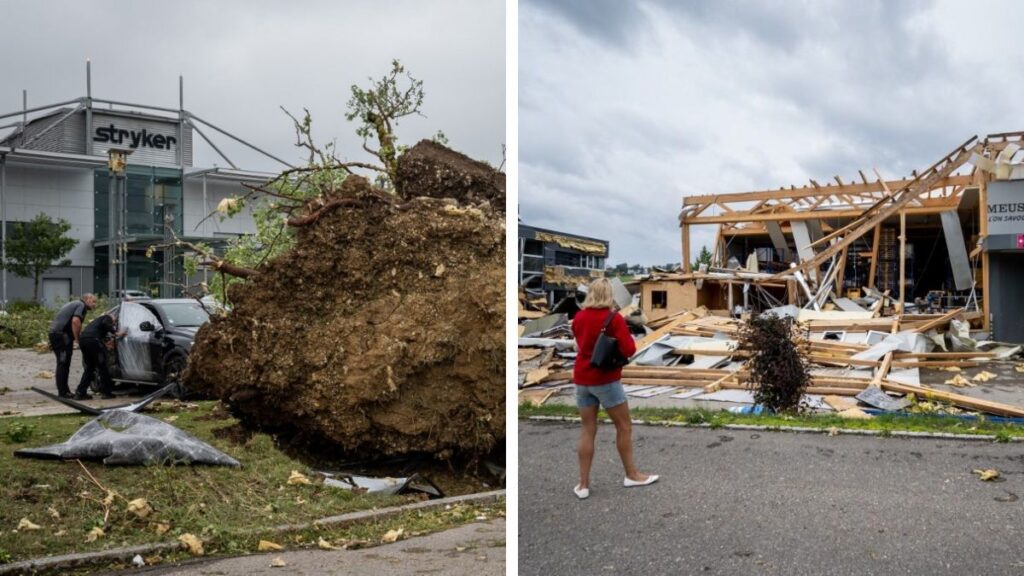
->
xmin=589 ymin=311 xmax=629 ymax=369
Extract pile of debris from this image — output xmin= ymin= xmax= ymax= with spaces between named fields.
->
xmin=519 ymin=303 xmax=1024 ymax=417
xmin=520 ymin=133 xmax=1024 ymax=419
xmin=186 ymin=142 xmax=505 ymax=460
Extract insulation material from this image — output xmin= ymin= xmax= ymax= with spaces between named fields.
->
xmin=940 ymin=211 xmax=973 ymax=291
xmin=15 ymin=411 xmax=239 ymax=466
xmin=534 ymin=231 xmax=607 ymax=256
xmin=118 ymin=302 xmax=161 ymax=381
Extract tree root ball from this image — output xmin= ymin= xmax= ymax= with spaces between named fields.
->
xmin=185 ymin=162 xmax=504 ymax=460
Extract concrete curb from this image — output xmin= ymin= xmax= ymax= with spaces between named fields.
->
xmin=527 ymin=414 xmax=1023 ymax=443
xmin=0 ymin=489 xmax=505 ymax=576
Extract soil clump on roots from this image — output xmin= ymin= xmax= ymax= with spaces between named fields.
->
xmin=185 ymin=142 xmax=504 ymax=461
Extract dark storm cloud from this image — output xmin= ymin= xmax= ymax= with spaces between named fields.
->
xmin=519 ymin=0 xmax=1024 ymax=265
xmin=0 ymin=0 xmax=504 ymax=172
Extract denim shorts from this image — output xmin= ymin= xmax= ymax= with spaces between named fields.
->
xmin=576 ymin=380 xmax=627 ymax=409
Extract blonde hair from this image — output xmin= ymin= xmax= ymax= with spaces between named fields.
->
xmin=582 ymin=278 xmax=615 ymax=309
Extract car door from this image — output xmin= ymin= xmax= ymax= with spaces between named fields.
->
xmin=116 ymin=302 xmax=162 ymax=382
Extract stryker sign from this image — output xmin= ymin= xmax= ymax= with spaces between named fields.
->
xmin=93 ymin=124 xmax=177 ymax=150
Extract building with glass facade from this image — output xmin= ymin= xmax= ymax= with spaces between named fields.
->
xmin=0 ymin=82 xmax=283 ymax=306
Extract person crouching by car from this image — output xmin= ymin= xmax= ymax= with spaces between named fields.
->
xmin=571 ymin=277 xmax=658 ymax=500
xmin=74 ymin=310 xmax=126 ymax=400
xmin=47 ymin=293 xmax=98 ymax=398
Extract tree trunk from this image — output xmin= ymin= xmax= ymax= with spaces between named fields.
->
xmin=33 ymin=270 xmax=40 ymax=303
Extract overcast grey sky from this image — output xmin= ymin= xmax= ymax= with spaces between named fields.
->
xmin=519 ymin=0 xmax=1024 ymax=266
xmin=0 ymin=0 xmax=504 ymax=171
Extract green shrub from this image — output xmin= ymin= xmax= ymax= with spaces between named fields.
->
xmin=0 ymin=297 xmax=111 ymax=349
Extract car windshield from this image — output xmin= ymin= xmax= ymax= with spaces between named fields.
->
xmin=156 ymin=302 xmax=210 ymax=327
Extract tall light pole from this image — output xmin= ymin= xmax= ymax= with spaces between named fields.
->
xmin=106 ymin=148 xmax=132 ymax=301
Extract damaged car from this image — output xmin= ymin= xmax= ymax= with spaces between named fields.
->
xmin=90 ymin=299 xmax=214 ymax=398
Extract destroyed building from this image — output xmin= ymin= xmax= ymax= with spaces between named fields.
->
xmin=642 ymin=133 xmax=1024 ymax=343
xmin=518 ymin=222 xmax=608 ymax=306
xmin=521 ymin=133 xmax=1024 ymax=420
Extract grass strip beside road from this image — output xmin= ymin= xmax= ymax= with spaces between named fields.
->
xmin=520 ymin=402 xmax=1024 ymax=441
xmin=0 ymin=401 xmax=495 ymax=568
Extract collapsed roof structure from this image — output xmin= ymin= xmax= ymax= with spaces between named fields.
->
xmin=649 ymin=132 xmax=1024 ymax=343
xmin=520 ymin=133 xmax=1024 ymax=419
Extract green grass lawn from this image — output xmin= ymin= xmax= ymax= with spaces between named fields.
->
xmin=520 ymin=402 xmax=1024 ymax=441
xmin=0 ymin=401 xmax=500 ymax=568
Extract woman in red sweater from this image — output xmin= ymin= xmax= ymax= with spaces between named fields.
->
xmin=571 ymin=278 xmax=658 ymax=499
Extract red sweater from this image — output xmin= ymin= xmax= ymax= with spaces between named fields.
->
xmin=572 ymin=307 xmax=637 ymax=386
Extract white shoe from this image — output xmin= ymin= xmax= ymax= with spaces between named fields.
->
xmin=623 ymin=474 xmax=659 ymax=487
xmin=574 ymin=484 xmax=590 ymax=499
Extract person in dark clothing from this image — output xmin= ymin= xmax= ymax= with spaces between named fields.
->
xmin=47 ymin=294 xmax=98 ymax=398
xmin=75 ymin=309 xmax=126 ymax=400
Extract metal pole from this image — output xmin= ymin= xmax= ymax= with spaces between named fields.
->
xmin=177 ymin=76 xmax=184 ymax=167
xmin=21 ymin=90 xmax=26 ymax=147
xmin=86 ymin=60 xmax=93 ymax=155
xmin=1 ymin=153 xmax=6 ymax=311
xmin=107 ymin=170 xmax=115 ymax=297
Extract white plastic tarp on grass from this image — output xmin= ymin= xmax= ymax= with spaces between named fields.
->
xmin=15 ymin=411 xmax=239 ymax=466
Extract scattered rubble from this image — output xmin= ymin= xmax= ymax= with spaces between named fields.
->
xmin=520 ymin=134 xmax=1024 ymax=420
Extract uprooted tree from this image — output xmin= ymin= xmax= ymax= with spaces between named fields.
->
xmin=179 ymin=61 xmax=505 ymax=461
xmin=739 ymin=314 xmax=810 ymax=413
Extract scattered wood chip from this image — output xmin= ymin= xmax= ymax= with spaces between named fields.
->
xmin=837 ymin=407 xmax=873 ymax=420
xmin=827 ymin=427 xmax=839 ymax=437
xmin=178 ymin=533 xmax=204 ymax=555
xmin=258 ymin=539 xmax=284 ymax=552
xmin=270 ymin=556 xmax=287 ymax=568
xmin=973 ymin=468 xmax=1000 ymax=481
xmin=53 ymin=530 xmax=66 ymax=537
xmin=47 ymin=506 xmax=60 ymax=520
xmin=317 ymin=536 xmax=341 ymax=551
xmin=944 ymin=374 xmax=973 ymax=387
xmin=944 ymin=366 xmax=962 ymax=372
xmin=287 ymin=470 xmax=311 ymax=485
xmin=144 ymin=555 xmax=163 ymax=566
xmin=972 ymin=371 xmax=998 ymax=383
xmin=152 ymin=522 xmax=171 ymax=536
xmin=434 ymin=263 xmax=446 ymax=277
xmin=36 ymin=370 xmax=55 ymax=379
xmin=85 ymin=526 xmax=105 ymax=542
xmin=382 ymin=528 xmax=404 ymax=543
xmin=17 ymin=518 xmax=41 ymax=531
xmin=127 ymin=498 xmax=153 ymax=519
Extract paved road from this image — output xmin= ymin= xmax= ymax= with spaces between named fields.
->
xmin=519 ymin=421 xmax=1024 ymax=576
xmin=113 ymin=519 xmax=504 ymax=576
xmin=0 ymin=348 xmax=132 ymax=416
